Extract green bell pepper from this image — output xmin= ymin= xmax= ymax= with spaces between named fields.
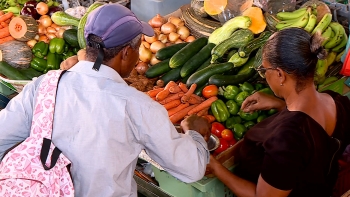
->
xmin=45 ymin=52 xmax=61 ymax=72
xmin=223 ymin=85 xmax=241 ymax=100
xmin=49 ymin=38 xmax=66 ymax=54
xmin=64 ymin=43 xmax=69 ymax=53
xmin=73 ymin=47 xmax=80 ymax=55
xmin=226 ymin=100 xmax=239 ymax=115
xmin=234 ymin=91 xmax=250 ymax=106
xmin=233 ymin=123 xmax=247 ymax=140
xmin=225 ymin=116 xmax=242 ymax=129
xmin=258 ymin=87 xmax=274 ymax=95
xmin=30 ymin=57 xmax=47 ymax=72
xmin=32 ymin=41 xmax=48 ymax=58
xmin=63 ymin=51 xmax=75 ymax=60
xmin=211 ymin=99 xmax=230 ymax=123
xmin=254 ymin=83 xmax=265 ymax=91
xmin=239 ymin=82 xmax=254 ymax=94
xmin=238 ymin=110 xmax=259 ymax=121
xmin=244 ymin=121 xmax=255 ymax=130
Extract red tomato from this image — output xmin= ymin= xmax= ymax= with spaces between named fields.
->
xmin=211 ymin=122 xmax=226 ymax=138
xmin=227 ymin=138 xmax=237 ymax=147
xmin=202 ymin=85 xmax=218 ymax=99
xmin=214 ymin=138 xmax=229 ymax=154
xmin=221 ymin=129 xmax=234 ymax=142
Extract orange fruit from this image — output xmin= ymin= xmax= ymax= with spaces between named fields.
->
xmin=204 ymin=0 xmax=228 ymax=16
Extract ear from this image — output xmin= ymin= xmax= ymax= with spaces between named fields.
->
xmin=276 ymin=68 xmax=286 ymax=84
xmin=121 ymin=45 xmax=131 ymax=60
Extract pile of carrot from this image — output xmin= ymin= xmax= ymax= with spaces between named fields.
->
xmin=146 ymin=81 xmax=218 ymax=124
xmin=0 ymin=12 xmax=15 ymax=45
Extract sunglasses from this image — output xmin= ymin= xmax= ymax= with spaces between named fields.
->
xmin=256 ymin=65 xmax=278 ymax=78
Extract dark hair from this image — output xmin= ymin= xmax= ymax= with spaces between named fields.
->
xmin=86 ymin=34 xmax=141 ymax=63
xmin=263 ymin=28 xmax=327 ymax=91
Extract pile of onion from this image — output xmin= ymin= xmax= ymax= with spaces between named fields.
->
xmin=34 ymin=15 xmax=69 ymax=44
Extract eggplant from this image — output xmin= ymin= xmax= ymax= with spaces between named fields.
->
xmin=47 ymin=6 xmax=63 ymax=16
xmin=24 ymin=0 xmax=38 ymax=7
xmin=21 ymin=6 xmax=40 ymax=20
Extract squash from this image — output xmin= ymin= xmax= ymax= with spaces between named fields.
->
xmin=242 ymin=6 xmax=266 ymax=34
xmin=204 ymin=0 xmax=228 ymax=16
xmin=0 ymin=40 xmax=33 ymax=69
xmin=9 ymin=15 xmax=38 ymax=42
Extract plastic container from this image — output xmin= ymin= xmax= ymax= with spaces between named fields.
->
xmin=131 ymin=0 xmax=191 ymax=22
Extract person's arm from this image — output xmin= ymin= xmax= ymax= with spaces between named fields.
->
xmin=241 ymin=92 xmax=286 ymax=113
xmin=0 ymin=79 xmax=39 ymax=160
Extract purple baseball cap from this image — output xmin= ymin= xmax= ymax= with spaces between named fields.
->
xmin=84 ymin=3 xmax=154 ymax=48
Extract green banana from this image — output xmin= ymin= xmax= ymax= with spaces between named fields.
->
xmin=326 ymin=51 xmax=337 ymax=67
xmin=318 ymin=76 xmax=339 ymax=90
xmin=275 ymin=17 xmax=303 ymax=30
xmin=287 ymin=8 xmax=310 ymax=29
xmin=324 ymin=22 xmax=345 ymax=49
xmin=311 ymin=13 xmax=332 ymax=35
xmin=304 ymin=14 xmax=317 ymax=33
xmin=335 ymin=49 xmax=345 ymax=62
xmin=314 ymin=59 xmax=328 ymax=84
xmin=311 ymin=8 xmax=317 ymax=16
xmin=321 ymin=27 xmax=333 ymax=46
xmin=332 ymin=28 xmax=348 ymax=52
xmin=276 ymin=7 xmax=307 ymax=21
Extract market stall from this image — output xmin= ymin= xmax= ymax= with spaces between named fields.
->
xmin=0 ymin=0 xmax=350 ymax=196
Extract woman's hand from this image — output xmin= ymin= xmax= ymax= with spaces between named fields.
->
xmin=241 ymin=92 xmax=286 ymax=113
xmin=181 ymin=115 xmax=211 ymax=141
xmin=206 ymin=155 xmax=222 ymax=176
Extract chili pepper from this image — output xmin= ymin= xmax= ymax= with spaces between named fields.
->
xmin=30 ymin=57 xmax=47 ymax=72
xmin=63 ymin=51 xmax=75 ymax=60
xmin=49 ymin=38 xmax=66 ymax=54
xmin=45 ymin=52 xmax=61 ymax=72
xmin=32 ymin=41 xmax=49 ymax=58
xmin=211 ymin=99 xmax=230 ymax=123
xmin=223 ymin=85 xmax=241 ymax=100
xmin=226 ymin=100 xmax=239 ymax=115
xmin=225 ymin=116 xmax=242 ymax=129
xmin=238 ymin=110 xmax=259 ymax=121
xmin=239 ymin=82 xmax=254 ymax=94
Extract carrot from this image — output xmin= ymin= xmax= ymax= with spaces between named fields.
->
xmin=169 ymin=104 xmax=199 ymax=124
xmin=196 ymin=107 xmax=209 ymax=116
xmin=163 ymin=99 xmax=181 ymax=110
xmin=178 ymin=82 xmax=189 ymax=92
xmin=168 ymin=103 xmax=190 ymax=116
xmin=0 ymin=36 xmax=14 ymax=44
xmin=169 ymin=85 xmax=182 ymax=93
xmin=181 ymin=83 xmax=197 ymax=103
xmin=156 ymin=89 xmax=170 ymax=101
xmin=150 ymin=97 xmax=156 ymax=101
xmin=0 ymin=26 xmax=10 ymax=39
xmin=159 ymin=92 xmax=184 ymax=104
xmin=0 ymin=11 xmax=4 ymax=16
xmin=0 ymin=12 xmax=13 ymax=23
xmin=0 ymin=25 xmax=4 ymax=29
xmin=147 ymin=88 xmax=164 ymax=97
xmin=202 ymin=115 xmax=216 ymax=123
xmin=164 ymin=81 xmax=177 ymax=90
xmin=188 ymin=94 xmax=204 ymax=104
xmin=1 ymin=22 xmax=8 ymax=27
xmin=5 ymin=19 xmax=10 ymax=23
xmin=188 ymin=96 xmax=218 ymax=115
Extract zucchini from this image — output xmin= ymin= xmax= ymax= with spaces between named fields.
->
xmin=211 ymin=29 xmax=254 ymax=63
xmin=228 ymin=52 xmax=249 ymax=67
xmin=169 ymin=37 xmax=208 ymax=68
xmin=208 ymin=69 xmax=257 ymax=87
xmin=237 ymin=57 xmax=256 ymax=75
xmin=238 ymin=31 xmax=272 ymax=58
xmin=145 ymin=59 xmax=171 ymax=78
xmin=51 ymin=11 xmax=80 ymax=27
xmin=19 ymin=68 xmax=43 ymax=79
xmin=160 ymin=67 xmax=182 ymax=85
xmin=63 ymin=29 xmax=79 ymax=47
xmin=180 ymin=43 xmax=216 ymax=78
xmin=195 ymin=58 xmax=211 ymax=72
xmin=0 ymin=61 xmax=30 ymax=80
xmin=227 ymin=49 xmax=237 ymax=61
xmin=194 ymin=82 xmax=209 ymax=96
xmin=155 ymin=43 xmax=188 ymax=61
xmin=186 ymin=62 xmax=234 ymax=88
xmin=252 ymin=46 xmax=263 ymax=69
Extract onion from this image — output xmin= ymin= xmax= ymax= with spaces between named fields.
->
xmin=50 ymin=23 xmax=60 ymax=31
xmin=168 ymin=16 xmax=184 ymax=27
xmin=46 ymin=26 xmax=56 ymax=34
xmin=153 ymin=28 xmax=161 ymax=35
xmin=39 ymin=15 xmax=52 ymax=28
xmin=148 ymin=14 xmax=165 ymax=28
xmin=185 ymin=36 xmax=196 ymax=42
xmin=158 ymin=33 xmax=168 ymax=44
xmin=56 ymin=28 xmax=65 ymax=38
xmin=177 ymin=26 xmax=190 ymax=40
xmin=165 ymin=42 xmax=173 ymax=47
xmin=144 ymin=34 xmax=157 ymax=44
xmin=150 ymin=40 xmax=165 ymax=53
xmin=38 ymin=24 xmax=46 ymax=35
xmin=26 ymin=39 xmax=37 ymax=48
xmin=139 ymin=44 xmax=152 ymax=63
xmin=135 ymin=61 xmax=149 ymax=75
xmin=141 ymin=41 xmax=150 ymax=49
xmin=168 ymin=32 xmax=180 ymax=43
xmin=150 ymin=54 xmax=161 ymax=66
xmin=36 ymin=2 xmax=49 ymax=15
xmin=38 ymin=35 xmax=49 ymax=43
xmin=46 ymin=33 xmax=56 ymax=40
xmin=34 ymin=34 xmax=39 ymax=40
xmin=161 ymin=22 xmax=176 ymax=34
xmin=174 ymin=39 xmax=183 ymax=44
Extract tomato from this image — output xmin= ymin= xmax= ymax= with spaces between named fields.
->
xmin=202 ymin=85 xmax=218 ymax=99
xmin=214 ymin=138 xmax=229 ymax=154
xmin=221 ymin=129 xmax=234 ymax=142
xmin=227 ymin=138 xmax=237 ymax=147
xmin=211 ymin=122 xmax=226 ymax=138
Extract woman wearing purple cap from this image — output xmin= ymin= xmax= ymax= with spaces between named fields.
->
xmin=0 ymin=3 xmax=211 ymax=197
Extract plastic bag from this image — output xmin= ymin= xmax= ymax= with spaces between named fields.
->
xmin=253 ymin=0 xmax=296 ymax=14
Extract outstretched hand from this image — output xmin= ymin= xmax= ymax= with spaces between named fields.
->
xmin=181 ymin=115 xmax=211 ymax=141
xmin=241 ymin=92 xmax=286 ymax=113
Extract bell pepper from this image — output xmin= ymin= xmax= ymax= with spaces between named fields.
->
xmin=211 ymin=99 xmax=230 ymax=123
xmin=223 ymin=85 xmax=241 ymax=100
xmin=239 ymin=82 xmax=255 ymax=94
xmin=73 ymin=47 xmax=80 ymax=55
xmin=63 ymin=51 xmax=75 ymax=60
xmin=234 ymin=91 xmax=250 ymax=106
xmin=258 ymin=87 xmax=274 ymax=95
xmin=32 ymin=41 xmax=49 ymax=58
xmin=49 ymin=38 xmax=66 ymax=54
xmin=254 ymin=83 xmax=265 ymax=91
xmin=64 ymin=43 xmax=69 ymax=53
xmin=45 ymin=52 xmax=61 ymax=72
xmin=225 ymin=116 xmax=242 ymax=129
xmin=238 ymin=110 xmax=259 ymax=121
xmin=30 ymin=57 xmax=47 ymax=72
xmin=226 ymin=100 xmax=239 ymax=115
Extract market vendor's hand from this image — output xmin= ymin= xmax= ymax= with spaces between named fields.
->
xmin=181 ymin=115 xmax=211 ymax=141
xmin=205 ymin=155 xmax=221 ymax=176
xmin=241 ymin=92 xmax=286 ymax=113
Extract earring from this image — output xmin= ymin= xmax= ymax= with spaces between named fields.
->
xmin=280 ymin=83 xmax=283 ymax=86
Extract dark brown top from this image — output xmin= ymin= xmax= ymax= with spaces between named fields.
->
xmin=235 ymin=91 xmax=350 ymax=197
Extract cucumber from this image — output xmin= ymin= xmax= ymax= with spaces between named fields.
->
xmin=0 ymin=61 xmax=30 ymax=80
xmin=63 ymin=29 xmax=79 ymax=47
xmin=195 ymin=58 xmax=211 ymax=72
xmin=194 ymin=82 xmax=209 ymax=96
xmin=252 ymin=46 xmax=263 ymax=69
xmin=160 ymin=67 xmax=182 ymax=85
xmin=228 ymin=52 xmax=249 ymax=67
xmin=211 ymin=29 xmax=254 ymax=63
xmin=237 ymin=57 xmax=256 ymax=75
xmin=51 ymin=11 xmax=80 ymax=27
xmin=180 ymin=43 xmax=216 ymax=78
xmin=208 ymin=68 xmax=257 ymax=87
xmin=145 ymin=59 xmax=171 ymax=78
xmin=186 ymin=62 xmax=234 ymax=88
xmin=169 ymin=37 xmax=208 ymax=68
xmin=238 ymin=31 xmax=272 ymax=58
xmin=155 ymin=43 xmax=188 ymax=61
xmin=19 ymin=68 xmax=43 ymax=79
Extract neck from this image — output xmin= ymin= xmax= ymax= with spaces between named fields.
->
xmin=283 ymin=83 xmax=320 ymax=112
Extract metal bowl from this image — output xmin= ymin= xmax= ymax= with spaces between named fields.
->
xmin=207 ymin=134 xmax=220 ymax=152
